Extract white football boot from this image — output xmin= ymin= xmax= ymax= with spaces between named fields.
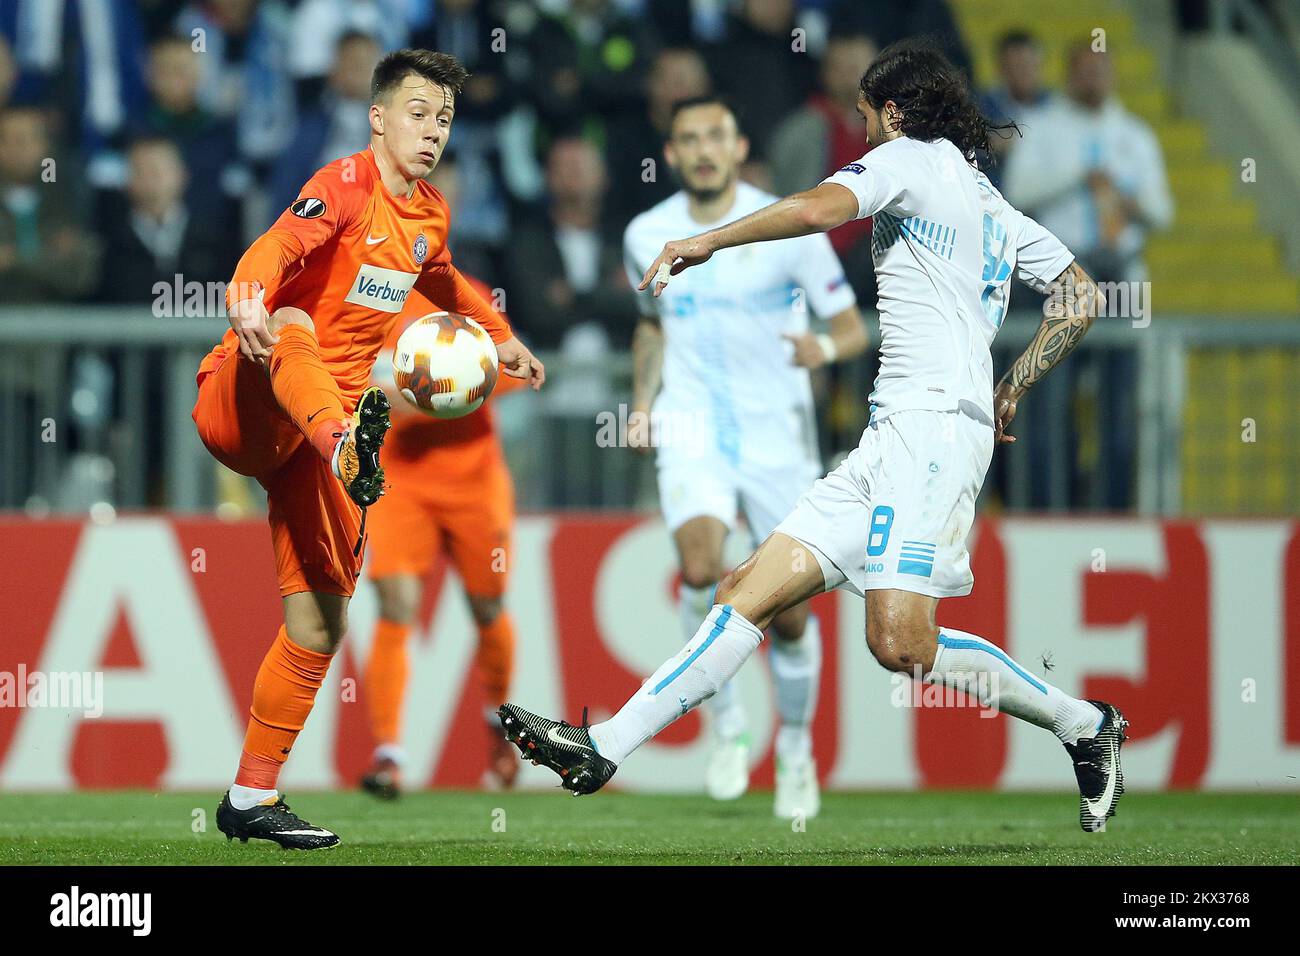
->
xmin=705 ymin=735 xmax=751 ymax=801
xmin=774 ymin=755 xmax=820 ymax=820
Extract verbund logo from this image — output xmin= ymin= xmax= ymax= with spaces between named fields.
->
xmin=345 ymin=264 xmax=418 ymax=313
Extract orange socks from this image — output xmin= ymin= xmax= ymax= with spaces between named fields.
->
xmin=235 ymin=627 xmax=334 ymax=791
xmin=364 ymin=618 xmax=411 ymax=748
xmin=268 ymin=322 xmax=347 ymax=462
xmin=476 ymin=612 xmax=516 ymax=709
xmin=362 ymin=612 xmax=515 ymax=754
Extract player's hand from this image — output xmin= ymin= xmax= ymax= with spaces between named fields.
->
xmin=784 ymin=332 xmax=830 ymax=369
xmin=993 ymin=380 xmax=1025 ymax=444
xmin=227 ymin=281 xmax=277 ymax=365
xmin=498 ymin=336 xmax=545 ymax=389
xmin=638 ymin=236 xmax=714 ymax=296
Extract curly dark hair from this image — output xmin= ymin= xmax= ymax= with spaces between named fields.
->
xmin=859 ymin=40 xmax=1016 ymax=161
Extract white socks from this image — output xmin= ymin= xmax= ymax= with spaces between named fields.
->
xmin=680 ymin=584 xmax=747 ymax=740
xmin=228 ymin=785 xmax=277 ymax=811
xmin=678 ymin=583 xmax=823 ymax=756
xmin=770 ymin=615 xmax=821 ymax=762
xmin=589 ymin=605 xmax=763 ymax=765
xmin=587 ymin=614 xmax=1102 ymax=768
xmin=927 ymin=628 xmax=1104 ymax=744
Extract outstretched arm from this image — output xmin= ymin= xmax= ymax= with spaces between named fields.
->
xmin=993 ymin=260 xmax=1105 ymax=444
xmin=637 ymin=183 xmax=860 ymax=296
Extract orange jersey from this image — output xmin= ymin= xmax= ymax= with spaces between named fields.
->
xmin=380 ymin=277 xmax=523 ymax=500
xmin=197 ymin=147 xmax=512 ymax=406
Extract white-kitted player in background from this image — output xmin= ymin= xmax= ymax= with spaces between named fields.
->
xmin=622 ymin=95 xmax=869 ymax=818
xmin=502 ymin=41 xmax=1127 ymax=834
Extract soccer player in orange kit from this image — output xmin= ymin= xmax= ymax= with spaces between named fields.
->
xmin=192 ymin=50 xmax=544 ymax=849
xmin=360 ymin=275 xmax=524 ymax=798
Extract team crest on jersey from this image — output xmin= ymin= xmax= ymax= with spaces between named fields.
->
xmin=413 ymin=234 xmax=428 ymax=264
xmin=839 ymin=162 xmax=866 ymax=175
xmin=290 ymin=197 xmax=326 ymax=219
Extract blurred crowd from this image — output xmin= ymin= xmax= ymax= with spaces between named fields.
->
xmin=0 ymin=0 xmax=1171 ymax=333
xmin=0 ymin=0 xmax=968 ymax=340
xmin=0 ymin=0 xmax=1176 ymax=508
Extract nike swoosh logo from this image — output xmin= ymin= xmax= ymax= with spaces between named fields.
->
xmin=547 ymin=727 xmax=591 ymax=751
xmin=366 ymin=234 xmax=387 ymax=245
xmin=1083 ymin=736 xmax=1118 ymax=819
xmin=305 ymin=407 xmax=329 ymax=425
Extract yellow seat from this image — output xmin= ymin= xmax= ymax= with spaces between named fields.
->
xmin=953 ymin=0 xmax=1300 ymax=514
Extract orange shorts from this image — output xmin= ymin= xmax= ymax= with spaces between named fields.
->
xmin=364 ymin=448 xmax=514 ymax=598
xmin=192 ymin=351 xmax=363 ymax=598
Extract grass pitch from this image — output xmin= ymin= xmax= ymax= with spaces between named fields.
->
xmin=0 ymin=790 xmax=1294 ymax=866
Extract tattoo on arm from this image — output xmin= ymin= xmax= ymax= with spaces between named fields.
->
xmin=1003 ymin=261 xmax=1104 ymax=392
xmin=631 ymin=317 xmax=665 ymax=410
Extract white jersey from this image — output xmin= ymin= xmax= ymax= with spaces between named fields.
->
xmin=823 ymin=137 xmax=1074 ymax=426
xmin=624 ymin=182 xmax=857 ymax=469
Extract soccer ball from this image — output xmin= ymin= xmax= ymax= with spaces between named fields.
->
xmin=393 ymin=312 xmax=499 ymax=419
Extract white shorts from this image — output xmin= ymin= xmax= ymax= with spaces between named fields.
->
xmin=657 ymin=448 xmax=820 ymax=545
xmin=775 ymin=409 xmax=994 ymax=598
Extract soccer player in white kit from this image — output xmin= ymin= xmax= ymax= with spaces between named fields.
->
xmin=622 ymin=96 xmax=869 ymax=816
xmin=500 ymin=41 xmax=1128 ymax=833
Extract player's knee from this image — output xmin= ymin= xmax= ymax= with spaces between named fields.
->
xmin=866 ymin=626 xmax=923 ymax=673
xmin=680 ymin=559 xmax=724 ymax=591
xmin=467 ymin=594 xmax=503 ymax=627
xmin=268 ymin=307 xmax=314 ymax=336
xmin=374 ymin=576 xmax=418 ymax=625
xmin=865 ymin=608 xmax=933 ymax=675
xmin=377 ymin=594 xmax=415 ymax=626
xmin=288 ymin=614 xmax=346 ymax=653
xmin=325 ymin=608 xmax=348 ymax=649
